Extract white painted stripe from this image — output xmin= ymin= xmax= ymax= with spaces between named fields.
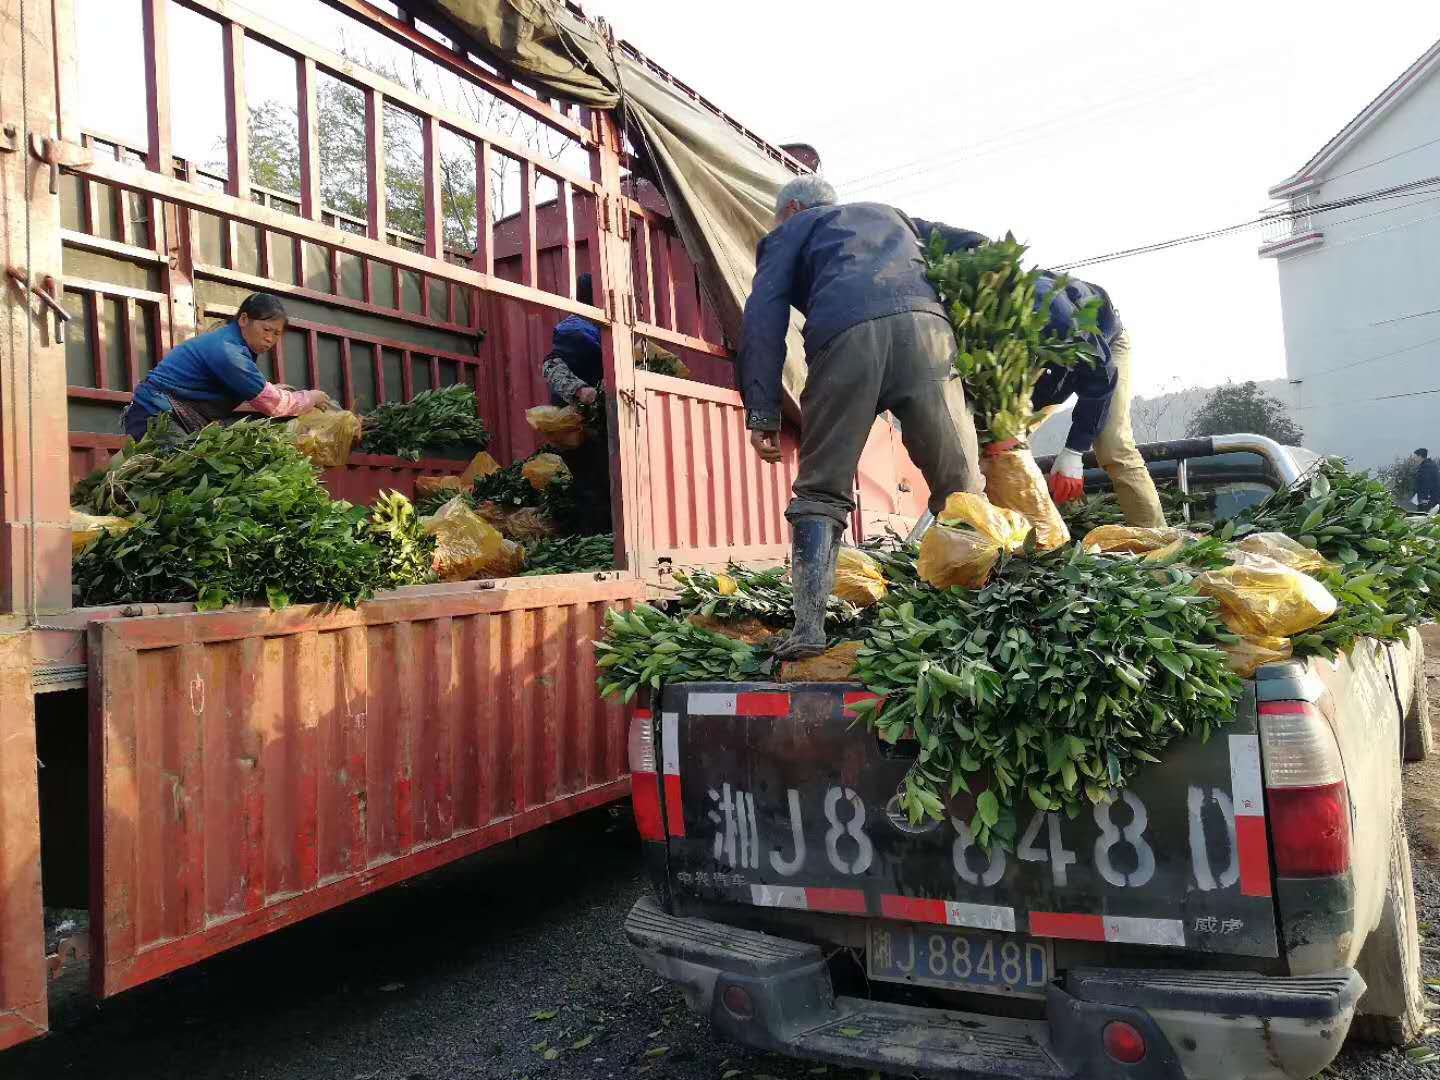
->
xmin=661 ymin=712 xmax=681 ymax=776
xmin=1228 ymin=733 xmax=1265 ymax=817
xmin=1103 ymin=916 xmax=1186 ymax=947
xmin=688 ymin=692 xmax=737 ymax=716
xmin=945 ymin=901 xmax=1016 ymax=932
xmin=750 ymin=884 xmax=809 ymax=910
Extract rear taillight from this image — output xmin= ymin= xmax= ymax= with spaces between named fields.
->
xmin=628 ymin=709 xmax=666 ymax=841
xmin=1260 ymin=701 xmax=1351 ymax=877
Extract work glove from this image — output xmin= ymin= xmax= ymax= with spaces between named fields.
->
xmin=1047 ymin=448 xmax=1085 ymax=504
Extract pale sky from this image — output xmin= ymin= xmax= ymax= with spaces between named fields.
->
xmin=74 ymin=0 xmax=1440 ymax=397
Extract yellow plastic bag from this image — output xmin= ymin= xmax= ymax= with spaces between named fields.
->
xmin=422 ymin=496 xmax=525 ymax=581
xmin=460 ymin=451 xmax=501 ymax=485
xmin=71 ymin=509 xmax=133 ymax=554
xmin=522 ymin=452 xmax=571 ymax=492
xmin=713 ymin=573 xmax=739 ymax=596
xmin=1234 ymin=531 xmax=1331 ymax=574
xmin=1083 ymin=525 xmax=1194 ymax=555
xmin=500 ymin=506 xmax=557 ymax=544
xmin=779 ymin=641 xmax=863 ymax=683
xmin=414 ymin=474 xmax=465 ymax=500
xmin=1222 ymin=634 xmax=1294 ymax=678
xmin=525 ymin=405 xmax=588 ymax=450
xmin=919 ymin=494 xmax=1032 ymax=590
xmin=832 ymin=547 xmax=887 ymax=608
xmin=287 ymin=409 xmax=360 ymax=468
xmin=979 ymin=448 xmax=1069 ymax=551
xmin=1195 ymin=553 xmax=1338 ymax=639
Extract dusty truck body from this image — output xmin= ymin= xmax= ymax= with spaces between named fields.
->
xmin=0 ymin=0 xmax=927 ymax=1048
xmin=626 ymin=437 xmax=1429 ymax=1080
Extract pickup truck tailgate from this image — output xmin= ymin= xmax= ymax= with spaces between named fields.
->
xmin=658 ymin=681 xmax=1278 ymax=959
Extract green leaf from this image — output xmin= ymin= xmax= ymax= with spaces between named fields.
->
xmin=530 ymin=1009 xmax=558 ymax=1021
xmin=977 ymin=790 xmax=1000 ymax=828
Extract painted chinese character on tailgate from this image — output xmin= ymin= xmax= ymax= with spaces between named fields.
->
xmin=707 ymin=783 xmax=760 ymax=870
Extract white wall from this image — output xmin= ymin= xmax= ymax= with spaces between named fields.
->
xmin=1272 ymin=67 xmax=1440 ymax=470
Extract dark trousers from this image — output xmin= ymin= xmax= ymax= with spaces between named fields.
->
xmin=559 ymin=444 xmax=613 ymax=535
xmin=788 ymin=312 xmax=981 ymax=527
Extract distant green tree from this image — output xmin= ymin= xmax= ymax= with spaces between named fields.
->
xmin=1375 ymin=454 xmax=1419 ymax=504
xmin=1187 ymin=381 xmax=1303 ymax=445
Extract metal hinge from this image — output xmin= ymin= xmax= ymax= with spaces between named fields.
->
xmin=600 ymin=195 xmax=614 ymax=233
xmin=624 ymin=294 xmax=636 ymax=326
xmin=6 ymin=267 xmax=71 ymax=343
xmin=28 ymin=133 xmax=93 ymax=195
xmin=0 ymin=124 xmax=18 ymax=154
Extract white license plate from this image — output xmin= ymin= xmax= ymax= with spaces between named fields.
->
xmin=867 ymin=922 xmax=1053 ymax=998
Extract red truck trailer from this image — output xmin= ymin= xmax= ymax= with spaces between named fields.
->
xmin=0 ymin=0 xmax=928 ymax=1048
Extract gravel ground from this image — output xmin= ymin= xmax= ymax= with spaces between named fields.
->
xmin=14 ymin=670 xmax=1440 ymax=1080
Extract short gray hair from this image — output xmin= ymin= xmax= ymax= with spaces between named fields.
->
xmin=775 ymin=175 xmax=836 ymax=216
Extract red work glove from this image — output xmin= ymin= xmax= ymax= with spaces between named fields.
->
xmin=1047 ymin=448 xmax=1085 ymax=504
xmin=983 ymin=438 xmax=1020 ymax=457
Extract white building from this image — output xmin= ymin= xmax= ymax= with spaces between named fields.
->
xmin=1261 ymin=38 xmax=1440 ymax=471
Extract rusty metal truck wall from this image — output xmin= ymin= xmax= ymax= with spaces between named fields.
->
xmin=87 ymin=579 xmax=643 ymax=997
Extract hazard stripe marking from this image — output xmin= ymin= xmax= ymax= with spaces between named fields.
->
xmin=805 ymin=888 xmax=868 ymax=915
xmin=1029 ymin=911 xmax=1106 ymax=941
xmin=750 ymin=884 xmax=808 ymax=909
xmin=662 ymin=774 xmax=685 ymax=837
xmin=947 ymin=901 xmax=1017 ymax=933
xmin=687 ymin=692 xmax=736 ymax=715
xmin=1029 ymin=911 xmax=1185 ymax=947
xmin=660 ymin=713 xmax=681 ymax=776
xmin=1228 ymin=732 xmax=1271 ymax=897
xmin=736 ymin=691 xmax=790 ymax=716
xmin=1228 ymin=733 xmax=1264 ymax=817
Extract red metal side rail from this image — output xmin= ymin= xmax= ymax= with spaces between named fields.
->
xmin=87 ymin=577 xmax=642 ymax=997
xmin=0 ymin=630 xmax=47 ymax=1048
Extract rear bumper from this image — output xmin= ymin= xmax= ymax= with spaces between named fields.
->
xmin=626 ymin=897 xmax=1363 ymax=1080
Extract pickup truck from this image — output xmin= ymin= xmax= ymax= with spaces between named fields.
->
xmin=624 ymin=435 xmax=1430 ymax=1080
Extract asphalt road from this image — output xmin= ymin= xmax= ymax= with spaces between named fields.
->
xmin=14 ymin=672 xmax=1440 ymax=1080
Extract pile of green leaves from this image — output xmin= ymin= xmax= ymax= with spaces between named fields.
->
xmin=73 ymin=417 xmax=383 ymax=610
xmin=521 ymin=533 xmax=614 ymax=576
xmin=415 ymin=486 xmax=471 ymax=518
xmin=594 ymin=604 xmax=763 ymax=703
xmin=471 ymin=459 xmax=541 ymax=509
xmin=1060 ymin=486 xmax=1208 ymax=535
xmin=637 ymin=348 xmax=688 ymax=379
xmin=924 ymin=232 xmax=1100 ymax=443
xmin=368 ymin=491 xmax=436 ymax=589
xmin=1233 ymin=458 xmax=1440 ymax=657
xmin=675 ymin=564 xmax=865 ymax=631
xmin=360 ymin=385 xmax=489 ymax=460
xmin=851 ymin=548 xmax=1241 ymax=848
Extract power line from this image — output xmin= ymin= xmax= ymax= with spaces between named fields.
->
xmin=1301 ymin=333 xmax=1440 ymax=381
xmin=1047 ymin=175 xmax=1440 ymax=271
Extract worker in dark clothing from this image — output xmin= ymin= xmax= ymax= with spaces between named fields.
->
xmin=539 ymin=273 xmax=611 ymax=534
xmin=738 ymin=177 xmax=981 ymax=659
xmin=1413 ymin=448 xmax=1440 ymax=513
xmin=915 ymin=222 xmax=1164 ymax=526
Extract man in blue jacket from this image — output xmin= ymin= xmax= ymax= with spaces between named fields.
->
xmin=914 ymin=224 xmax=1163 ymax=528
xmin=539 ymin=273 xmax=610 ymax=533
xmin=738 ymin=177 xmax=982 ymax=659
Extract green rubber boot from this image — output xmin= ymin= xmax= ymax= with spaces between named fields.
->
xmin=773 ymin=515 xmax=840 ymax=661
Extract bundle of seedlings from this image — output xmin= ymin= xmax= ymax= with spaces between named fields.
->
xmin=924 ymin=233 xmax=1101 ymax=549
xmin=520 ymin=533 xmax=615 ymax=576
xmin=1232 ymin=458 xmax=1440 ymax=657
xmin=850 ymin=547 xmax=1242 ymax=847
xmin=73 ymin=416 xmax=383 ymax=610
xmin=1061 ymin=485 xmax=1208 ymax=535
xmin=675 ymin=564 xmax=867 ymax=632
xmin=360 ymin=385 xmax=489 ymax=460
xmin=368 ymin=491 xmax=437 ymax=589
xmin=595 ymin=604 xmax=764 ymax=703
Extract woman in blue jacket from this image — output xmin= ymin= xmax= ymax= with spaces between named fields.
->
xmin=121 ymin=292 xmax=330 ymax=441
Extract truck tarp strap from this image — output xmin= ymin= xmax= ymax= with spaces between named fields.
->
xmin=407 ymin=0 xmax=808 ymax=418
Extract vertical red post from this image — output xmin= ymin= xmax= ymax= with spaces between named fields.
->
xmin=470 ymin=141 xmax=493 ymax=277
xmin=422 ymin=115 xmax=442 ymax=260
xmin=86 ymin=291 xmax=105 ymax=389
xmin=638 ymin=215 xmax=655 ymax=324
xmin=365 ymin=88 xmax=387 ymax=242
xmin=339 ymin=339 xmax=355 ymax=410
xmin=306 ymin=329 xmax=321 ymax=391
xmin=557 ymin=179 xmax=576 ymax=300
xmin=141 ymin=0 xmax=172 ymax=175
xmin=587 ymin=110 xmax=643 ymax=574
xmin=297 ymin=57 xmax=322 ymax=221
xmin=222 ymin=21 xmax=249 ymax=200
xmin=0 ymin=628 xmax=45 ymax=1048
xmin=518 ymin=158 xmax=537 ymax=289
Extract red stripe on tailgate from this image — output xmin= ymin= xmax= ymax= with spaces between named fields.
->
xmin=805 ymin=888 xmax=867 ymax=915
xmin=662 ymin=773 xmax=686 ymax=837
xmin=1029 ymin=911 xmax=1106 ymax=941
xmin=1235 ymin=814 xmax=1271 ymax=897
xmin=736 ymin=692 xmax=790 ymax=716
xmin=880 ymin=895 xmax=947 ymax=924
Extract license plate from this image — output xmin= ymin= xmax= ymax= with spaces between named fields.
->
xmin=867 ymin=922 xmax=1053 ymax=998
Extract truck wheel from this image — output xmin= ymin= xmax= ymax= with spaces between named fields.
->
xmin=1350 ymin=818 xmax=1425 ymax=1045
xmin=1403 ymin=633 xmax=1432 ymax=763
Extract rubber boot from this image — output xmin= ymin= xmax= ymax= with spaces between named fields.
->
xmin=773 ymin=515 xmax=840 ymax=661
